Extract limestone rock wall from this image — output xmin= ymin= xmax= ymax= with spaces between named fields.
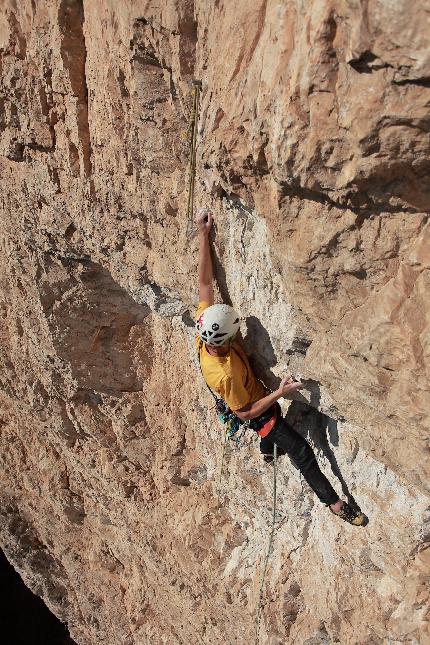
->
xmin=0 ymin=1 xmax=429 ymax=644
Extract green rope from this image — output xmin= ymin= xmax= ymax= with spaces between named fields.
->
xmin=255 ymin=442 xmax=278 ymax=645
xmin=186 ymin=80 xmax=202 ymax=238
xmin=216 ymin=427 xmax=229 ymax=498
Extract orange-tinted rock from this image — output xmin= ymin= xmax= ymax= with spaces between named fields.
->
xmin=0 ymin=1 xmax=429 ymax=644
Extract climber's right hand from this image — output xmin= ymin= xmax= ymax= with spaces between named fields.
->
xmin=195 ymin=208 xmax=213 ymax=234
xmin=277 ymin=376 xmax=303 ymax=397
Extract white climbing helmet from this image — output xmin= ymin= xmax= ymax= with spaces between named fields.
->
xmin=196 ymin=304 xmax=240 ymax=346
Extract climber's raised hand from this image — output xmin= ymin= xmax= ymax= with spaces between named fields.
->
xmin=277 ymin=376 xmax=304 ymax=397
xmin=195 ymin=207 xmax=213 ymax=235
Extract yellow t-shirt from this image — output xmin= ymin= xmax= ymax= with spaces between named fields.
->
xmin=195 ymin=301 xmax=265 ymax=411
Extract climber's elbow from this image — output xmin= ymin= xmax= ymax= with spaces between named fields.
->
xmin=234 ymin=404 xmax=252 ymax=422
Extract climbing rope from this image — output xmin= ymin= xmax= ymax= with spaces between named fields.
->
xmin=216 ymin=427 xmax=230 ymax=499
xmin=186 ymin=79 xmax=202 ymax=238
xmin=255 ymin=442 xmax=278 ymax=645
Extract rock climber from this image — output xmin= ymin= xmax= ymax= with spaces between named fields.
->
xmin=194 ymin=208 xmax=364 ymax=526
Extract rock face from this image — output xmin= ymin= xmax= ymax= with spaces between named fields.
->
xmin=0 ymin=1 xmax=429 ymax=644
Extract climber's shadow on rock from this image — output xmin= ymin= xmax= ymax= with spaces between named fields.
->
xmin=241 ymin=315 xmax=367 ymax=520
xmin=285 ymin=383 xmax=366 ymax=517
xmin=242 ymin=316 xmax=279 ymax=391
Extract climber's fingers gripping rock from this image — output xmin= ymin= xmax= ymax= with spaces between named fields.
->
xmin=195 ymin=207 xmax=213 ymax=234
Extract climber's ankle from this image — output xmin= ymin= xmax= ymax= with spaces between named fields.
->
xmin=330 ymin=499 xmax=343 ymax=513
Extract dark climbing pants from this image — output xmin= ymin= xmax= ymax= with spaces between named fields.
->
xmin=259 ymin=414 xmax=339 ymax=506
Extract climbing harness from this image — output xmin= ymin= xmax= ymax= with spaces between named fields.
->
xmin=255 ymin=442 xmax=278 ymax=645
xmin=250 ymin=404 xmax=279 ymax=438
xmin=186 ymin=79 xmax=202 ymax=239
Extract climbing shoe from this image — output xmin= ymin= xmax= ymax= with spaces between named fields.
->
xmin=330 ymin=502 xmax=365 ymax=526
xmin=263 ymin=455 xmax=274 ymax=464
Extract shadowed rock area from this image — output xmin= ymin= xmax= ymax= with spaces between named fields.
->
xmin=0 ymin=1 xmax=429 ymax=644
xmin=0 ymin=547 xmax=76 ymax=644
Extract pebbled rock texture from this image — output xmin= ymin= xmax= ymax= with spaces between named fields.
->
xmin=0 ymin=1 xmax=429 ymax=644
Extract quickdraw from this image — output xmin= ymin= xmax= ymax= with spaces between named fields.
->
xmin=215 ymin=397 xmax=246 ymax=446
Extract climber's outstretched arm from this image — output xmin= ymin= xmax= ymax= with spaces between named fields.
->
xmin=196 ymin=208 xmax=214 ymax=305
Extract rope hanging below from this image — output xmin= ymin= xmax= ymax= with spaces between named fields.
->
xmin=255 ymin=442 xmax=278 ymax=645
xmin=216 ymin=427 xmax=230 ymax=499
xmin=186 ymin=79 xmax=202 ymax=239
